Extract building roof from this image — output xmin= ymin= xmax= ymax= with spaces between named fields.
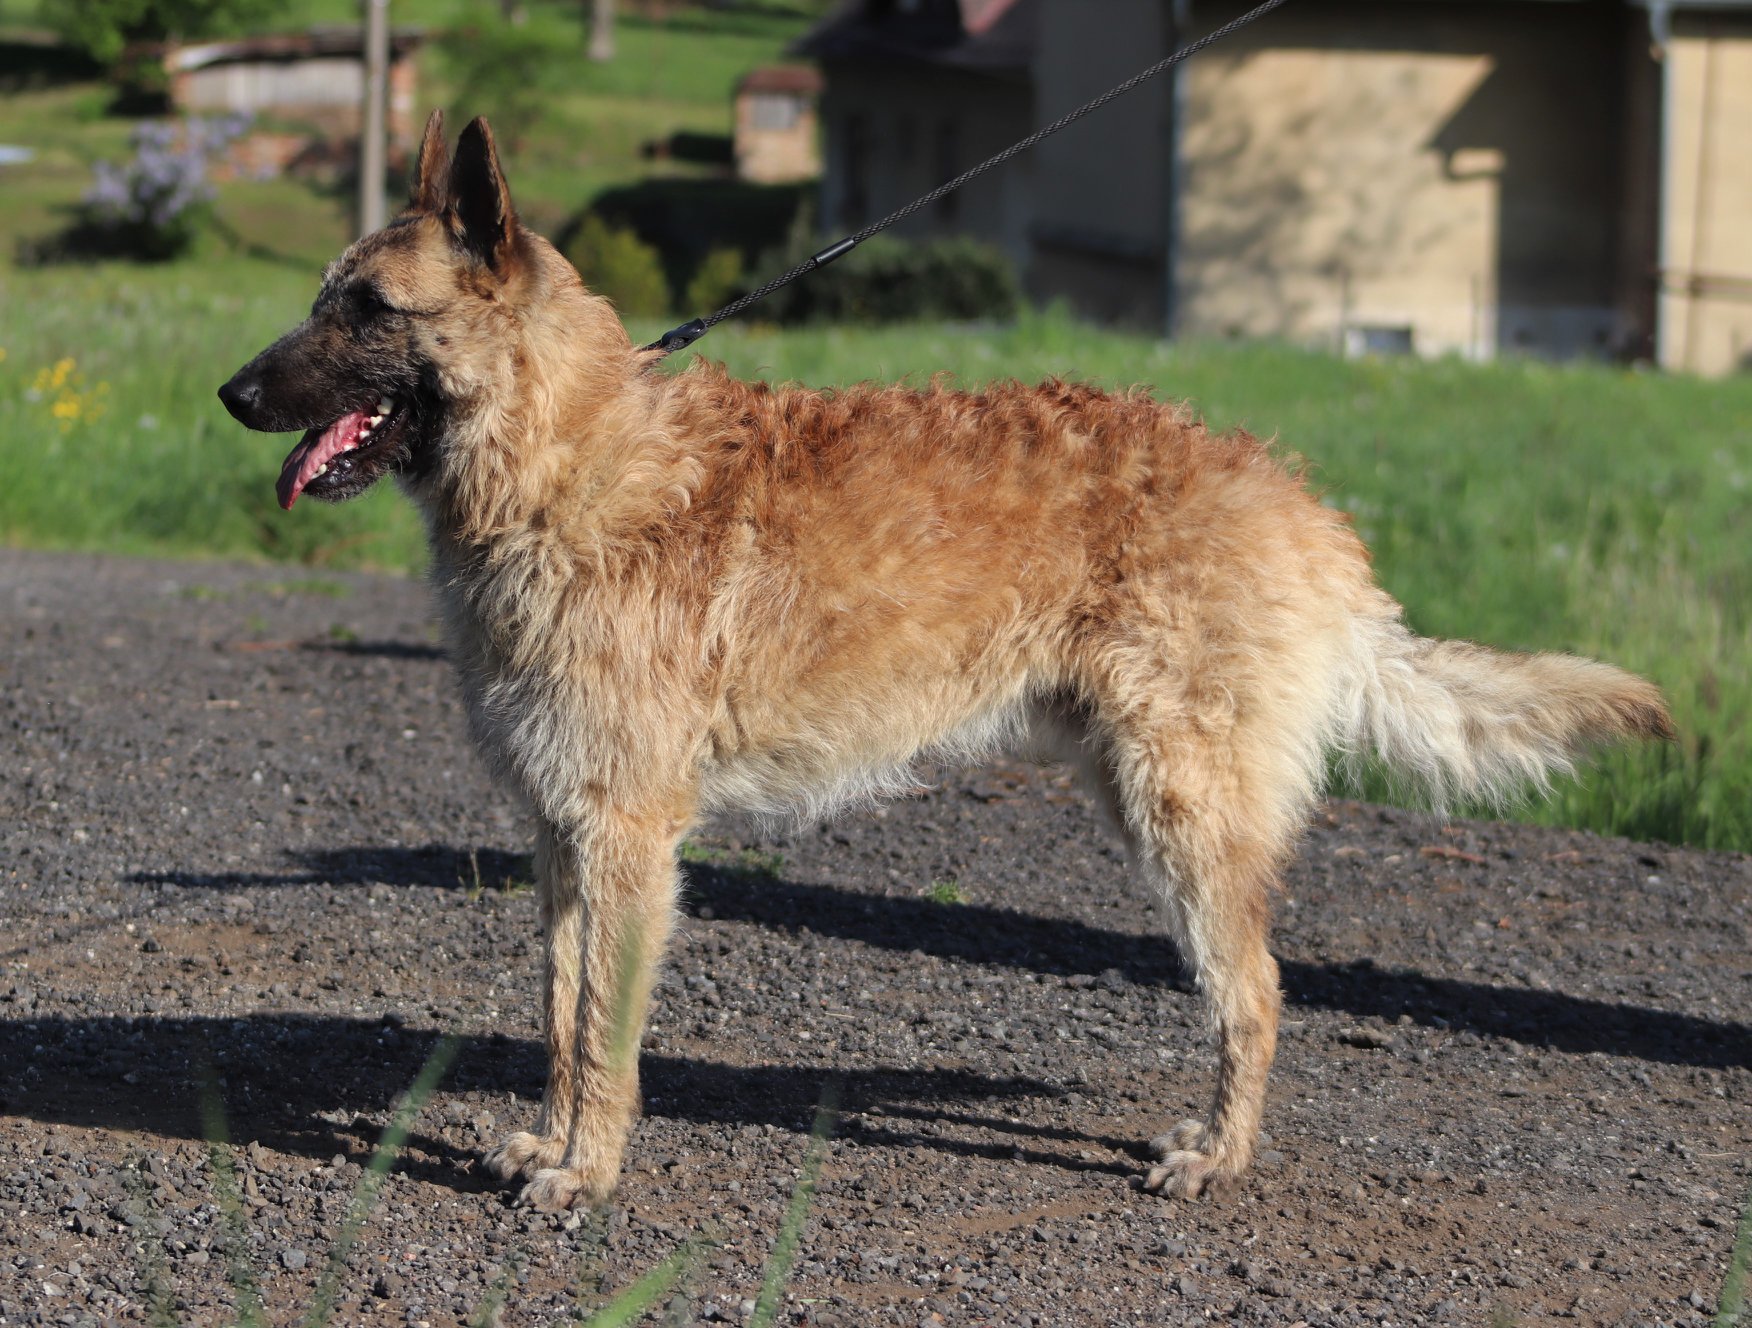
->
xmin=162 ymin=26 xmax=423 ymax=73
xmin=793 ymin=0 xmax=1036 ymax=75
xmin=794 ymin=0 xmax=1752 ymax=78
xmin=737 ymin=65 xmax=825 ymax=96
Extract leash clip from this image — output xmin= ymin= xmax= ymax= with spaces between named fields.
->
xmin=647 ymin=318 xmax=708 ymax=356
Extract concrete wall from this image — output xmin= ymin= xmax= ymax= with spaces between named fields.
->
xmin=1173 ymin=1 xmax=1637 ymax=360
xmin=1659 ymin=12 xmax=1752 ymax=375
xmin=1028 ymin=0 xmax=1173 ymax=327
xmin=174 ymin=51 xmax=419 ymax=142
xmin=817 ymin=65 xmax=1034 ymax=268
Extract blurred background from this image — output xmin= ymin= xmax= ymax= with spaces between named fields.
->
xmin=0 ymin=0 xmax=1748 ymax=850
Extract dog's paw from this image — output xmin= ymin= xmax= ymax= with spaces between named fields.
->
xmin=1148 ymin=1118 xmax=1209 ymax=1159
xmin=1140 ymin=1120 xmax=1242 ymax=1201
xmin=483 ymin=1131 xmax=563 ymax=1183
xmin=520 ymin=1166 xmax=615 ymax=1213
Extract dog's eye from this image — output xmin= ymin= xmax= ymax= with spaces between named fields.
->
xmin=355 ymin=286 xmax=397 ymax=317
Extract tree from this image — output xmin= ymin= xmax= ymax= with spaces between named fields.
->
xmin=587 ymin=0 xmax=614 ymax=61
xmin=45 ymin=0 xmax=282 ymax=66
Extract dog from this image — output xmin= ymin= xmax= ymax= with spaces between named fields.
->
xmin=219 ymin=112 xmax=1673 ymax=1211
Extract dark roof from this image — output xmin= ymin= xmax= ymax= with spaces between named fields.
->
xmin=737 ymin=65 xmax=825 ymax=96
xmin=793 ymin=0 xmax=1036 ymax=75
xmin=163 ymin=27 xmax=423 ymax=71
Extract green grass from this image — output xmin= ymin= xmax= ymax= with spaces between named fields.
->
xmin=924 ymin=878 xmax=967 ymax=906
xmin=3 ymin=274 xmax=1746 ymax=849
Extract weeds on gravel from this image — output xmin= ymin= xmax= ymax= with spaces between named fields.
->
xmin=462 ymin=847 xmax=535 ymax=900
xmin=574 ymin=1233 xmax=710 ymax=1327
xmin=119 ymin=1158 xmax=178 ymax=1328
xmin=136 ymin=1037 xmax=459 ymax=1328
xmin=130 ymin=934 xmax=842 ymax=1327
xmin=750 ymin=1081 xmax=842 ymax=1328
xmin=923 ymin=878 xmax=967 ymax=906
xmin=1719 ymin=1182 xmax=1752 ymax=1327
xmin=299 ymin=1035 xmax=460 ymax=1328
xmin=196 ymin=1075 xmax=267 ymax=1328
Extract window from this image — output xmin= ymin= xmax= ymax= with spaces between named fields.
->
xmin=748 ymin=92 xmax=801 ymax=133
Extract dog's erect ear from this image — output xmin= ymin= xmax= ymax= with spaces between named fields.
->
xmin=411 ymin=109 xmax=449 ymax=212
xmin=448 ymin=116 xmax=518 ymax=272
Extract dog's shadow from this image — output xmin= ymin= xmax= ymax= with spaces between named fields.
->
xmin=133 ymin=846 xmax=1752 ymax=1076
xmin=16 ymin=844 xmax=1749 ymax=1200
xmin=0 ymin=1013 xmax=1111 ymax=1194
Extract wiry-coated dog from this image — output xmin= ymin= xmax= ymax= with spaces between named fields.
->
xmin=220 ymin=113 xmax=1674 ymax=1211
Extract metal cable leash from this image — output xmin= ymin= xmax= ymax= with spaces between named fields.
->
xmin=645 ymin=0 xmax=1294 ymax=356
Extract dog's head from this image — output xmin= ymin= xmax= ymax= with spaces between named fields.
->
xmin=219 ymin=111 xmax=540 ymax=510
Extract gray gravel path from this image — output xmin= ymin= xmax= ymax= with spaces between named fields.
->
xmin=2 ymin=549 xmax=1749 ymax=1328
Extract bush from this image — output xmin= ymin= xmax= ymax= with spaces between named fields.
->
xmin=45 ymin=0 xmax=281 ymax=66
xmin=565 ymin=214 xmax=670 ymax=317
xmin=574 ymin=178 xmax=811 ymax=310
xmin=684 ymin=247 xmax=746 ymax=315
xmin=753 ymin=235 xmax=1020 ymax=325
xmin=72 ymin=114 xmax=247 ymax=261
xmin=435 ymin=5 xmax=573 ymax=153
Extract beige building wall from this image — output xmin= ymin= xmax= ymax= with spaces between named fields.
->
xmin=1659 ymin=14 xmax=1752 ymax=375
xmin=1174 ymin=2 xmax=1629 ymax=360
xmin=734 ymin=96 xmax=820 ymax=185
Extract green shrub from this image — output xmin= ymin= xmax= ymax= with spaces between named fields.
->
xmin=684 ymin=246 xmax=746 ymax=314
xmin=435 ymin=5 xmax=573 ymax=153
xmin=576 ymin=178 xmax=812 ymax=307
xmin=565 ymin=214 xmax=670 ymax=317
xmin=45 ymin=0 xmax=280 ymax=66
xmin=753 ymin=234 xmax=1020 ymax=326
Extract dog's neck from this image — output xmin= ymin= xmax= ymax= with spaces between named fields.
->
xmin=411 ymin=241 xmax=705 ymax=568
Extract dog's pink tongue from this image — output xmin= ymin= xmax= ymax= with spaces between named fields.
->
xmin=277 ymin=410 xmax=370 ymax=510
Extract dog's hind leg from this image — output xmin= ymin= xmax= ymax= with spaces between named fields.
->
xmin=1093 ymin=702 xmax=1298 ymax=1202
xmin=485 ymin=812 xmax=680 ymax=1210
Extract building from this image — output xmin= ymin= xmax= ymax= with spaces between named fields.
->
xmin=798 ymin=0 xmax=1752 ymax=374
xmin=734 ymin=66 xmax=824 ymax=183
xmin=161 ymin=28 xmax=424 ymax=145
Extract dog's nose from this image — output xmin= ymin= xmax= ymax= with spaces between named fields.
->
xmin=218 ymin=373 xmax=261 ymax=424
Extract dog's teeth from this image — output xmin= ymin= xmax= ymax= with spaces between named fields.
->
xmin=314 ymin=464 xmax=328 ymax=478
xmin=377 ymin=396 xmax=394 ymax=415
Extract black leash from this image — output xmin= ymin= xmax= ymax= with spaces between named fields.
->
xmin=646 ymin=0 xmax=1293 ymax=357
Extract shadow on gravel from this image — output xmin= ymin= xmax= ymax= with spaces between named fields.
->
xmin=130 ymin=852 xmax=1751 ymax=1074
xmin=679 ymin=864 xmax=1752 ymax=1073
xmin=0 ymin=1015 xmax=1099 ymax=1190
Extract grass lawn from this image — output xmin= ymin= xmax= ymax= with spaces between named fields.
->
xmin=0 ymin=4 xmax=1744 ymax=851
xmin=2 ymin=253 xmax=1747 ymax=852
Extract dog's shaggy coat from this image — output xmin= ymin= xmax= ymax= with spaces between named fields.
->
xmin=221 ymin=113 xmax=1673 ymax=1210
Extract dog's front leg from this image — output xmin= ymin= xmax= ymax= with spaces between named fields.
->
xmin=485 ymin=813 xmax=679 ymax=1210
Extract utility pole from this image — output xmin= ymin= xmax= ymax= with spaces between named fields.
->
xmin=588 ymin=0 xmax=615 ymax=62
xmin=359 ymin=0 xmax=390 ymax=235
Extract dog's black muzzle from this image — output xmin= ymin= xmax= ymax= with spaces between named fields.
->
xmin=217 ymin=367 xmax=264 ymax=427
xmin=219 ymin=322 xmax=338 ymax=434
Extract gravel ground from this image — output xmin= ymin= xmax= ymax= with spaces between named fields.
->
xmin=2 ymin=548 xmax=1749 ymax=1328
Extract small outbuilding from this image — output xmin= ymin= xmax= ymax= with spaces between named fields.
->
xmin=161 ymin=27 xmax=424 ymax=144
xmin=799 ymin=0 xmax=1752 ymax=374
xmin=733 ymin=66 xmax=824 ymax=184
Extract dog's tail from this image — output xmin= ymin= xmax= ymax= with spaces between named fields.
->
xmin=1341 ymin=612 xmax=1674 ymax=810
